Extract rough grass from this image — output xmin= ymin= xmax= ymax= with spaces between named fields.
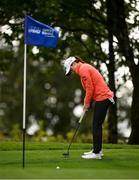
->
xmin=0 ymin=141 xmax=139 ymax=179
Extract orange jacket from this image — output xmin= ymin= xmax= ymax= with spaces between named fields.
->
xmin=74 ymin=62 xmax=113 ymax=105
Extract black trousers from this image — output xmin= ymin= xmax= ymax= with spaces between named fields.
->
xmin=92 ymin=99 xmax=111 ymax=153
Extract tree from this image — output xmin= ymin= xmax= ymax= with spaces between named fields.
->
xmin=106 ymin=0 xmax=139 ymax=144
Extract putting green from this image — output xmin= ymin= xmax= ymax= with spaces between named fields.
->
xmin=0 ymin=142 xmax=139 ymax=179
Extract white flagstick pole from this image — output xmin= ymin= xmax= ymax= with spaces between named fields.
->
xmin=23 ymin=43 xmax=27 ymax=168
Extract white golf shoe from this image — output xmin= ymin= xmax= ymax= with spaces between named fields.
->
xmin=81 ymin=152 xmax=102 ymax=160
xmin=83 ymin=150 xmax=104 ymax=156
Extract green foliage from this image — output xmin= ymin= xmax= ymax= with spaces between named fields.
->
xmin=0 ymin=0 xmax=139 ymax=143
xmin=10 ymin=124 xmax=21 ymax=141
xmin=0 ymin=0 xmax=111 ymax=139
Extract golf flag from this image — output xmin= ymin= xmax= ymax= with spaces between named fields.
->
xmin=22 ymin=16 xmax=59 ymax=168
xmin=24 ymin=16 xmax=59 ymax=48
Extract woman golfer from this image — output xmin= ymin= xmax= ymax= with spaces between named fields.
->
xmin=63 ymin=56 xmax=114 ymax=159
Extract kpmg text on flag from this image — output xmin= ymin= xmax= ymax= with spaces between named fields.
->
xmin=24 ymin=16 xmax=59 ymax=48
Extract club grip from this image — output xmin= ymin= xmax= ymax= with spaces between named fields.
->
xmin=78 ymin=110 xmax=85 ymax=124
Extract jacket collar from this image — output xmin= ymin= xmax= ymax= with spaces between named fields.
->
xmin=74 ymin=62 xmax=83 ymax=75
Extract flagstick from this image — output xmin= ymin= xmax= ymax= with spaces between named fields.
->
xmin=23 ymin=43 xmax=27 ymax=168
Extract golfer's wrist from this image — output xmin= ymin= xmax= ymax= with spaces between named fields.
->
xmin=83 ymin=104 xmax=90 ymax=111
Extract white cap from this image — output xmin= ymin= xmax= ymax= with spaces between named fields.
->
xmin=63 ymin=56 xmax=76 ymax=75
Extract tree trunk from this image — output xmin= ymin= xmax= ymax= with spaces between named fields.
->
xmin=129 ymin=66 xmax=139 ymax=144
xmin=106 ymin=0 xmax=118 ymax=143
xmin=107 ymin=34 xmax=118 ymax=143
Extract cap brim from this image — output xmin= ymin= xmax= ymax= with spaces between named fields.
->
xmin=65 ymin=71 xmax=71 ymax=76
xmin=65 ymin=67 xmax=70 ymax=75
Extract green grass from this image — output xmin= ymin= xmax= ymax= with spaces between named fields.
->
xmin=0 ymin=142 xmax=139 ymax=179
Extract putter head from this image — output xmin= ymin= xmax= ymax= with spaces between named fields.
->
xmin=63 ymin=152 xmax=69 ymax=157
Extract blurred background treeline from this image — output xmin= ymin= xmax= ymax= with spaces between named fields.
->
xmin=0 ymin=0 xmax=139 ymax=144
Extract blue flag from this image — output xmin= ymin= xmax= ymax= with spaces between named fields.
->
xmin=24 ymin=16 xmax=59 ymax=48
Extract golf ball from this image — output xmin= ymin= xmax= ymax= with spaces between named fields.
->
xmin=56 ymin=166 xmax=60 ymax=169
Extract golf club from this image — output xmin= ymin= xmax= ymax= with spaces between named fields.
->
xmin=63 ymin=110 xmax=86 ymax=157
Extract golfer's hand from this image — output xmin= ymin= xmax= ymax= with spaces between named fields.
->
xmin=83 ymin=104 xmax=90 ymax=112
